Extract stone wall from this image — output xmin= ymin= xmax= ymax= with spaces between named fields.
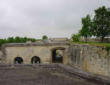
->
xmin=1 ymin=42 xmax=110 ymax=77
xmin=1 ymin=43 xmax=69 ymax=64
xmin=68 ymin=44 xmax=110 ymax=77
xmin=0 ymin=50 xmax=2 ymax=63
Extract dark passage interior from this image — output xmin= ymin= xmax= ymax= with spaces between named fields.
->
xmin=52 ymin=49 xmax=63 ymax=63
xmin=31 ymin=56 xmax=40 ymax=64
xmin=14 ymin=57 xmax=23 ymax=64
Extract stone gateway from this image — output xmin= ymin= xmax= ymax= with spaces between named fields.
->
xmin=0 ymin=40 xmax=70 ymax=64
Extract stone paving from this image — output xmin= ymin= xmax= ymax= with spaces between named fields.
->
xmin=0 ymin=64 xmax=109 ymax=85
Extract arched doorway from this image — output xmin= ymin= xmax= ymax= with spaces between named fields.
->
xmin=31 ymin=56 xmax=40 ymax=64
xmin=14 ymin=57 xmax=23 ymax=64
xmin=52 ymin=47 xmax=65 ymax=63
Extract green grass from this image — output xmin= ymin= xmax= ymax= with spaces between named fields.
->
xmin=72 ymin=41 xmax=110 ymax=51
xmin=71 ymin=41 xmax=110 ymax=51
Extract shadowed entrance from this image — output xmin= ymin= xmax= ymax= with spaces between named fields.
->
xmin=14 ymin=57 xmax=23 ymax=64
xmin=52 ymin=47 xmax=65 ymax=63
xmin=31 ymin=56 xmax=40 ymax=64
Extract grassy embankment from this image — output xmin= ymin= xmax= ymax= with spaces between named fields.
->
xmin=72 ymin=41 xmax=110 ymax=51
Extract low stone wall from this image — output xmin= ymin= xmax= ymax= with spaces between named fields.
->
xmin=67 ymin=44 xmax=110 ymax=77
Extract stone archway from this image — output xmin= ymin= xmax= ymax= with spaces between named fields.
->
xmin=14 ymin=57 xmax=23 ymax=64
xmin=31 ymin=56 xmax=40 ymax=64
xmin=51 ymin=47 xmax=65 ymax=63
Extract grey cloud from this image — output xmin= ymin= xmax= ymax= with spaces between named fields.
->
xmin=0 ymin=0 xmax=109 ymax=38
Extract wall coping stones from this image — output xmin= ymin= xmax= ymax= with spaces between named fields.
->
xmin=1 ymin=42 xmax=70 ymax=48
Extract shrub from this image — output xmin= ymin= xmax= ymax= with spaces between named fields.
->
xmin=71 ymin=34 xmax=80 ymax=42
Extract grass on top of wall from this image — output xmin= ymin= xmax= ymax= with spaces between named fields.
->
xmin=71 ymin=41 xmax=110 ymax=51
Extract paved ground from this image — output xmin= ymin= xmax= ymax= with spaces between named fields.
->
xmin=0 ymin=64 xmax=107 ymax=85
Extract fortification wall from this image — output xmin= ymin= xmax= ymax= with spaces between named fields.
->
xmin=0 ymin=50 xmax=2 ymax=63
xmin=1 ymin=43 xmax=69 ymax=64
xmin=0 ymin=42 xmax=110 ymax=77
xmin=68 ymin=44 xmax=110 ymax=77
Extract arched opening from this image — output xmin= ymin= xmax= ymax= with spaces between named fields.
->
xmin=31 ymin=56 xmax=40 ymax=64
xmin=52 ymin=47 xmax=65 ymax=63
xmin=14 ymin=57 xmax=23 ymax=64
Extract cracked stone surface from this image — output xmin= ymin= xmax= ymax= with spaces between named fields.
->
xmin=0 ymin=64 xmax=108 ymax=85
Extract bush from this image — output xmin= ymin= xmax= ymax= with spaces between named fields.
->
xmin=71 ymin=34 xmax=80 ymax=42
xmin=0 ymin=37 xmax=37 ymax=46
xmin=42 ymin=35 xmax=48 ymax=40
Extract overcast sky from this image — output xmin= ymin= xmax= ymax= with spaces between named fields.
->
xmin=0 ymin=0 xmax=110 ymax=39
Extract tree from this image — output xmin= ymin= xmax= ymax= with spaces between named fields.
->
xmin=7 ymin=37 xmax=14 ymax=43
xmin=42 ymin=35 xmax=48 ymax=40
xmin=71 ymin=33 xmax=80 ymax=42
xmin=0 ymin=37 xmax=37 ymax=46
xmin=80 ymin=15 xmax=92 ymax=42
xmin=92 ymin=6 xmax=110 ymax=42
xmin=0 ymin=39 xmax=7 ymax=46
xmin=15 ymin=36 xmax=21 ymax=43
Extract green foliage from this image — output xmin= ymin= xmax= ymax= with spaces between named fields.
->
xmin=0 ymin=37 xmax=37 ymax=46
xmin=80 ymin=14 xmax=92 ymax=42
xmin=0 ymin=39 xmax=7 ymax=46
xmin=71 ymin=33 xmax=80 ymax=42
xmin=78 ymin=6 xmax=110 ymax=43
xmin=105 ymin=46 xmax=110 ymax=52
xmin=42 ymin=35 xmax=48 ymax=40
xmin=7 ymin=37 xmax=14 ymax=43
xmin=72 ymin=41 xmax=110 ymax=55
xmin=92 ymin=6 xmax=110 ymax=42
xmin=72 ymin=41 xmax=110 ymax=47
